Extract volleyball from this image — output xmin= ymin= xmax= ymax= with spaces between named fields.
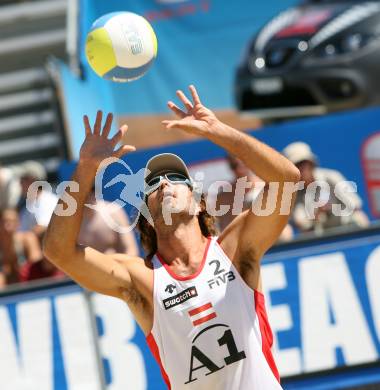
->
xmin=85 ymin=12 xmax=158 ymax=82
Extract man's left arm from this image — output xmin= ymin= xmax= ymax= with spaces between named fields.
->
xmin=208 ymin=123 xmax=300 ymax=261
xmin=163 ymin=85 xmax=300 ymax=263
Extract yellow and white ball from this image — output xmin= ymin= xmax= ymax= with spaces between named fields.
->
xmin=85 ymin=12 xmax=158 ymax=82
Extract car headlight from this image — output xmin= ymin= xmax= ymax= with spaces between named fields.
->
xmin=342 ymin=33 xmax=364 ymax=52
xmin=304 ymin=32 xmax=379 ymax=63
xmin=323 ymin=43 xmax=338 ymax=57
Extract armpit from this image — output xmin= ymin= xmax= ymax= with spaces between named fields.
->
xmin=235 ymin=249 xmax=261 ymax=290
xmin=122 ymin=285 xmax=148 ymax=309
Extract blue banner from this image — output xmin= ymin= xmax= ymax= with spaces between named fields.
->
xmin=0 ymin=283 xmax=165 ymax=390
xmin=262 ymin=227 xmax=380 ymax=388
xmin=1 ymin=227 xmax=380 ymax=389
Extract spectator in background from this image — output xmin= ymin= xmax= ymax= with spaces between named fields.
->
xmin=0 ymin=208 xmax=65 ymax=285
xmin=19 ymin=256 xmax=65 ymax=283
xmin=16 ymin=161 xmax=58 ymax=240
xmin=216 ymin=154 xmax=294 ymax=242
xmin=0 ymin=227 xmax=18 ymax=288
xmin=0 ymin=208 xmax=43 ymax=288
xmin=0 ymin=208 xmax=42 ymax=263
xmin=78 ymin=188 xmax=139 ymax=255
xmin=283 ymin=142 xmax=370 ymax=234
xmin=0 ymin=162 xmax=66 ymax=287
xmin=0 ymin=164 xmax=21 ymax=210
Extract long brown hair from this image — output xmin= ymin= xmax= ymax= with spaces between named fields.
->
xmin=136 ymin=193 xmax=218 ymax=259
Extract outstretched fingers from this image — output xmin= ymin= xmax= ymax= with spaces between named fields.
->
xmin=168 ymin=101 xmax=186 ymax=118
xmin=162 ymin=120 xmax=179 ymax=130
xmin=176 ymin=90 xmax=193 ymax=111
xmin=102 ymin=113 xmax=113 ymax=138
xmin=110 ymin=124 xmax=128 ymax=146
xmin=109 ymin=124 xmax=135 ymax=157
xmin=83 ymin=115 xmax=91 ymax=136
xmin=93 ymin=110 xmax=103 ymax=135
xmin=162 ymin=119 xmax=193 ymax=132
xmin=189 ymin=85 xmax=201 ymax=105
xmin=113 ymin=144 xmax=136 ymax=158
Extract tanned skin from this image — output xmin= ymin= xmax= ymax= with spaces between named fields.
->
xmin=43 ymin=85 xmax=300 ymax=336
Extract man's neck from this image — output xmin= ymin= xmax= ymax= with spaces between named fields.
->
xmin=155 ymin=218 xmax=208 ymax=267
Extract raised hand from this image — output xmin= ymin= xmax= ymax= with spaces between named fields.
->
xmin=162 ymin=85 xmax=220 ymax=136
xmin=80 ymin=111 xmax=136 ymax=170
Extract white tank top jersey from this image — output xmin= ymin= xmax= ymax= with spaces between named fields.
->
xmin=146 ymin=236 xmax=283 ymax=390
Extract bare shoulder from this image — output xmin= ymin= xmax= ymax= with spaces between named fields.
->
xmin=217 ymin=211 xmax=262 ymax=291
xmin=217 ymin=210 xmax=250 ymax=261
xmin=217 ymin=211 xmax=261 ymax=268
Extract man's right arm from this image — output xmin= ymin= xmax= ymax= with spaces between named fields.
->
xmin=43 ymin=111 xmax=137 ymax=299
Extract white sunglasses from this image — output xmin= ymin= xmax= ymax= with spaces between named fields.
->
xmin=145 ymin=172 xmax=193 ymax=196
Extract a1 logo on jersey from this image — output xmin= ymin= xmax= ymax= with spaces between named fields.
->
xmin=184 ymin=324 xmax=246 ymax=385
xmin=207 ymin=260 xmax=236 ymax=289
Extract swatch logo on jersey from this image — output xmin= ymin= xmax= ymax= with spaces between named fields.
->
xmin=163 ymin=286 xmax=198 ymax=309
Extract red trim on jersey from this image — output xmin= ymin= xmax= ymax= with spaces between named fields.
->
xmin=188 ymin=302 xmax=212 ymax=316
xmin=254 ymin=290 xmax=281 ymax=383
xmin=193 ymin=312 xmax=217 ymax=326
xmin=156 ymin=236 xmax=212 ymax=281
xmin=146 ymin=333 xmax=171 ymax=389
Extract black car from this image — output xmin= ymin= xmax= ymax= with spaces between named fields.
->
xmin=235 ymin=0 xmax=380 ymax=118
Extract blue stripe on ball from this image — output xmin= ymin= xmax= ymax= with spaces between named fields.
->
xmin=91 ymin=12 xmax=124 ymax=30
xmin=103 ymin=59 xmax=155 ymax=81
